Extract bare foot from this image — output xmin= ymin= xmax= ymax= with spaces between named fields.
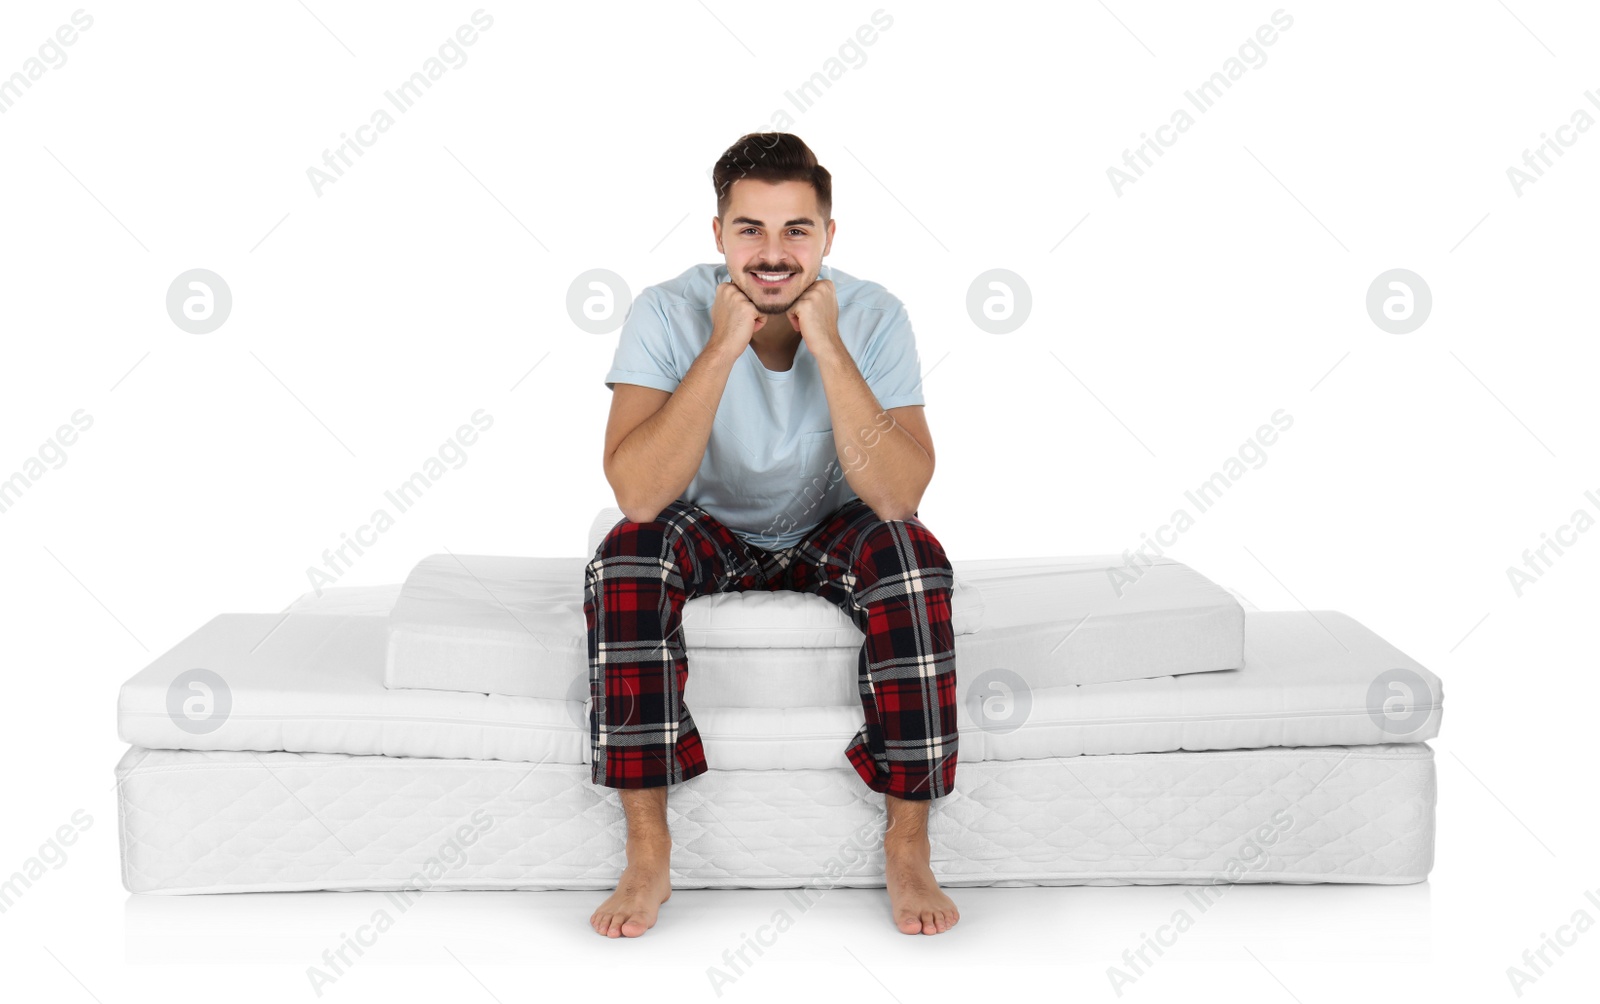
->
xmin=591 ymin=836 xmax=672 ymax=938
xmin=884 ymin=831 xmax=959 ymax=935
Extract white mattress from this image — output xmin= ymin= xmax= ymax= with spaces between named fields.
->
xmin=116 ymin=600 xmax=1443 ymax=770
xmin=115 ymin=742 xmax=1436 ymax=893
xmin=382 ymin=552 xmax=1245 ymax=696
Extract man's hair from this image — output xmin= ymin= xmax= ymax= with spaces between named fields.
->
xmin=712 ymin=132 xmax=832 ymax=221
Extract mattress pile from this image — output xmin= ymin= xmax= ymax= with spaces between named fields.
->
xmin=115 ymin=508 xmax=1444 ymax=893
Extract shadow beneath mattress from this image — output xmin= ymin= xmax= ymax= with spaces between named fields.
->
xmin=123 ymin=881 xmax=1432 ymax=969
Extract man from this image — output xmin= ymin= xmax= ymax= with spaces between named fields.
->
xmin=587 ymin=132 xmax=959 ymax=939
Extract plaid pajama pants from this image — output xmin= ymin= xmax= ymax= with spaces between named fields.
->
xmin=584 ymin=495 xmax=959 ymax=801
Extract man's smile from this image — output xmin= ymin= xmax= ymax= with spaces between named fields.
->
xmin=749 ymin=269 xmax=798 ymax=289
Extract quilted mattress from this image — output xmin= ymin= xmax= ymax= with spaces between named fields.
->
xmin=116 ymin=602 xmax=1443 ymax=769
xmin=116 ymin=742 xmax=1436 ymax=893
xmin=383 ymin=551 xmax=1248 ymax=696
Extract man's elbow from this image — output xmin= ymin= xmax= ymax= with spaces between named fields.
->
xmin=611 ymin=485 xmax=659 ymax=525
xmin=604 ymin=461 xmax=652 ymax=525
xmin=872 ymin=491 xmax=924 ymax=523
xmin=610 ymin=484 xmax=661 ymax=525
xmin=620 ymin=504 xmax=660 ymax=525
xmin=877 ymin=471 xmax=931 ymax=522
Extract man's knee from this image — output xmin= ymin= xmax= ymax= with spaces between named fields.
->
xmin=854 ymin=515 xmax=952 ymax=573
xmin=597 ymin=498 xmax=696 ymax=557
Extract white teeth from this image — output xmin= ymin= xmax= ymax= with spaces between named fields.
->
xmin=755 ymin=272 xmax=790 ymax=281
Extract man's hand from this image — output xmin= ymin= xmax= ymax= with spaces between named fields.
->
xmin=787 ymin=278 xmax=839 ymax=353
xmin=709 ymin=280 xmax=765 ymax=357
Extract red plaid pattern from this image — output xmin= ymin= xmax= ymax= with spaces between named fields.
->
xmin=584 ymin=496 xmax=958 ymax=800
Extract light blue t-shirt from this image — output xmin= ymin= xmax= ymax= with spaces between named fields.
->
xmin=604 ymin=261 xmax=925 ymax=552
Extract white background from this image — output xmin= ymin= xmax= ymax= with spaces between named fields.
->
xmin=2 ymin=0 xmax=1598 ymax=1000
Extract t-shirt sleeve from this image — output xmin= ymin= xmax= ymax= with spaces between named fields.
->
xmin=603 ymin=287 xmax=681 ymax=393
xmin=860 ymin=299 xmax=925 ymax=409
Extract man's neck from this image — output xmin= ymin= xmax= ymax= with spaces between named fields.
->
xmin=752 ymin=314 xmax=800 ymax=348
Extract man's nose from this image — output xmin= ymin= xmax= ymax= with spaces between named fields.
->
xmin=760 ymin=239 xmax=790 ymax=267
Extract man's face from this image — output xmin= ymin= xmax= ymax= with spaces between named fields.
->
xmin=715 ymin=179 xmax=834 ymax=316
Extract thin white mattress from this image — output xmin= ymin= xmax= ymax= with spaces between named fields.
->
xmin=116 ymin=592 xmax=1443 ymax=770
xmin=382 ymin=552 xmax=1247 ymax=695
xmin=115 ymin=742 xmax=1436 ymax=893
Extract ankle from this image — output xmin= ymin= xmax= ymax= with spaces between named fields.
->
xmin=625 ymin=831 xmax=672 ymax=862
xmin=884 ymin=829 xmax=930 ymax=857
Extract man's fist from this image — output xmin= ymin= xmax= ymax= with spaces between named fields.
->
xmin=787 ymin=278 xmax=838 ymax=342
xmin=710 ymin=280 xmax=766 ymax=353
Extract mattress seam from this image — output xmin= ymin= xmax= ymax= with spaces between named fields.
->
xmin=113 ymin=742 xmax=1435 ymax=775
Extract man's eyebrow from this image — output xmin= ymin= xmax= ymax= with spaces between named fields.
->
xmin=730 ymin=216 xmax=817 ymax=228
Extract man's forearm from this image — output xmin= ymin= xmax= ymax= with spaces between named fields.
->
xmin=607 ymin=343 xmax=743 ymax=522
xmin=812 ymin=342 xmax=931 ymax=520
